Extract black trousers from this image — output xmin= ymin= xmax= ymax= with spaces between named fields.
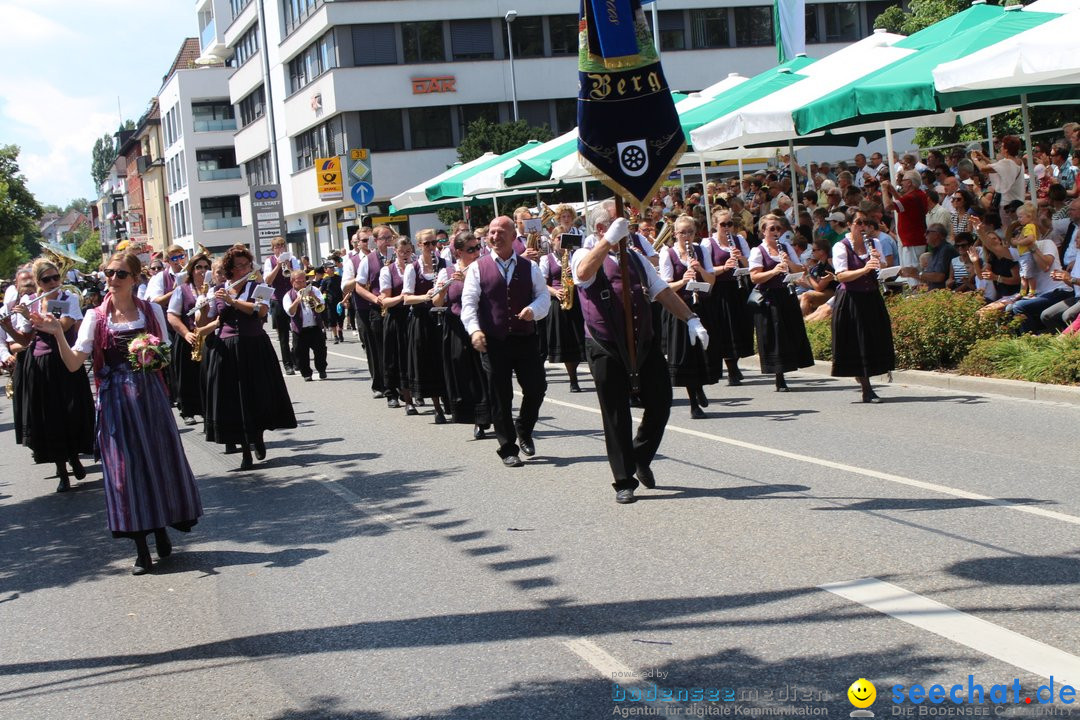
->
xmin=272 ymin=300 xmax=294 ymax=369
xmin=358 ymin=306 xmax=386 ymax=395
xmin=346 ymin=297 xmax=358 ymax=330
xmin=292 ymin=326 xmax=327 ymax=378
xmin=586 ymin=338 xmax=672 ymax=491
xmin=481 ymin=334 xmax=546 ymax=458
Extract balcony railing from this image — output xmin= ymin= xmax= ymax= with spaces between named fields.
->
xmin=198 ymin=167 xmax=243 ymax=181
xmin=193 ymin=118 xmax=238 ymax=132
xmin=200 ymin=18 xmax=217 ymax=52
xmin=203 ymin=216 xmax=244 ymax=231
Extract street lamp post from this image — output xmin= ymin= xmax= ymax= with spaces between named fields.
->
xmin=504 ymin=10 xmax=519 ymax=122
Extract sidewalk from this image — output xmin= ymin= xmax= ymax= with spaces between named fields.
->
xmin=799 ymin=360 xmax=1080 ymax=406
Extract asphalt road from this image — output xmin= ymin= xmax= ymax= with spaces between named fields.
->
xmin=1 ymin=333 xmax=1078 ymax=720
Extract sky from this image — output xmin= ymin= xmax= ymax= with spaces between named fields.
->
xmin=0 ymin=0 xmax=198 ymax=209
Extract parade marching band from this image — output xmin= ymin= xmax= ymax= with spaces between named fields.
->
xmin=1 ymin=196 xmax=898 ymax=573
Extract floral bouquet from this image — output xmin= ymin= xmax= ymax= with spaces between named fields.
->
xmin=128 ymin=333 xmax=170 ymax=372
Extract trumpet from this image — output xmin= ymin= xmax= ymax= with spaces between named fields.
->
xmin=560 ymin=249 xmax=574 ymax=311
xmin=302 ymin=285 xmax=326 ymax=314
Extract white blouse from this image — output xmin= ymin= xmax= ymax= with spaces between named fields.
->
xmin=73 ymin=304 xmax=171 ymax=354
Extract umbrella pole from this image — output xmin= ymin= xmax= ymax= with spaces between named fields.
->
xmin=581 ymin=180 xmax=589 ymax=214
xmin=1021 ymin=94 xmax=1036 ymax=201
xmin=885 ymin=121 xmax=899 ymax=234
xmin=985 ymin=114 xmax=994 ymax=156
xmin=700 ymin=156 xmax=712 ymax=235
xmin=492 ymin=196 xmax=499 ymax=216
xmin=738 ymin=157 xmax=744 ymax=186
xmin=788 ymin=140 xmax=795 ymax=186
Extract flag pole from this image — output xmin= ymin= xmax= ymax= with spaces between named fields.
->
xmin=614 ymin=195 xmax=639 ymax=394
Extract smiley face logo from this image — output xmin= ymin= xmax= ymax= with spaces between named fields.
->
xmin=848 ymin=678 xmax=877 ymax=709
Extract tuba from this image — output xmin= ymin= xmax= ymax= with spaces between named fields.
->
xmin=539 ymin=203 xmax=557 ymax=229
xmin=41 ymin=243 xmax=87 ymax=307
xmin=560 ymin=249 xmax=574 ymax=311
xmin=652 ymin=221 xmax=674 ymax=251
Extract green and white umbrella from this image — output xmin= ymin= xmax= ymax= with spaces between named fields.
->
xmin=389 ymin=153 xmax=500 ymax=213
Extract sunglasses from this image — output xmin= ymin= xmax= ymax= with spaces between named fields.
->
xmin=766 ymin=225 xmax=784 ymax=232
xmin=852 ymin=219 xmax=867 ymax=225
xmin=169 ymin=254 xmax=186 ymax=262
xmin=150 ymin=265 xmax=164 ymax=271
xmin=463 ymin=245 xmax=481 ymax=254
xmin=39 ymin=274 xmax=61 ymax=284
xmin=104 ymin=269 xmax=132 ymax=279
xmin=422 ymin=241 xmax=437 ymax=246
xmin=194 ymin=264 xmax=211 ymax=271
xmin=718 ymin=221 xmax=734 ymax=227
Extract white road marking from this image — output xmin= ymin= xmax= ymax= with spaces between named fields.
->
xmin=323 ymin=348 xmax=1080 ymax=527
xmin=822 ymin=577 xmax=1080 ymax=689
xmin=563 ymin=638 xmax=637 ymax=678
xmin=307 ymin=473 xmax=411 ymax=530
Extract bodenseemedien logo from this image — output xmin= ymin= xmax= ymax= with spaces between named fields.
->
xmin=849 ymin=678 xmax=878 ymax=718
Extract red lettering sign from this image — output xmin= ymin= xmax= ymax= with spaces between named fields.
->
xmin=412 ymin=76 xmax=456 ymax=94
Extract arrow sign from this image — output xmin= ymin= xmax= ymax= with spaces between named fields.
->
xmin=351 ymin=181 xmax=375 ymax=206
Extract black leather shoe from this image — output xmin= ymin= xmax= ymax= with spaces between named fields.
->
xmin=727 ymin=366 xmax=744 ymax=386
xmin=303 ymin=376 xmax=313 ymax=382
xmin=132 ymin=553 xmax=153 ymax=575
xmin=690 ymin=406 xmax=707 ymax=420
xmin=696 ymin=389 xmax=709 ymax=408
xmin=473 ymin=425 xmax=486 ymax=440
xmin=318 ymin=371 xmax=327 ymax=380
xmin=775 ymin=385 xmax=790 ymax=393
xmin=415 ymin=396 xmax=426 ymax=406
xmin=615 ymin=489 xmax=637 ymax=504
xmin=56 ymin=474 xmax=71 ymax=493
xmin=636 ymin=465 xmax=656 ymax=489
xmin=434 ymin=412 xmax=447 ymax=425
xmin=225 ymin=443 xmax=240 ymax=454
xmin=70 ymin=457 xmax=86 ymax=480
xmin=373 ymin=390 xmax=385 ymax=399
xmin=154 ymin=529 xmax=172 ymax=559
xmin=862 ymin=390 xmax=883 ymax=404
xmin=387 ymin=397 xmax=400 ymax=409
xmin=405 ymin=404 xmax=418 ymax=416
xmin=240 ymin=453 xmax=254 ymax=471
xmin=518 ymin=437 xmax=535 ymax=457
xmin=569 ymin=382 xmax=582 ymax=393
xmin=502 ymin=455 xmax=523 ymax=468
xmin=285 ymin=367 xmax=296 ymax=376
xmin=182 ymin=415 xmax=197 ymax=426
xmin=253 ymin=438 xmax=266 ymax=461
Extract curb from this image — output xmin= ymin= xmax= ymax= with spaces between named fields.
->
xmin=800 ymin=360 xmax=1080 ymax=406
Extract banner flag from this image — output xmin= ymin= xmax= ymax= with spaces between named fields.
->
xmin=577 ymin=0 xmax=684 ymax=209
xmin=774 ymin=0 xmax=806 ymax=63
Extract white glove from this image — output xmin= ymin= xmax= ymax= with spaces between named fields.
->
xmin=687 ymin=316 xmax=709 ymax=351
xmin=604 ymin=217 xmax=630 ymax=246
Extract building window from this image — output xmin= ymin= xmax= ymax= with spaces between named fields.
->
xmin=230 ymin=0 xmax=252 ymax=19
xmin=690 ymin=9 xmax=730 ymax=49
xmin=549 ymin=14 xmax=578 ymax=56
xmin=283 ymin=0 xmax=322 ymax=36
xmin=805 ymin=5 xmax=822 ymax=44
xmin=824 ymin=2 xmax=859 ymax=42
xmin=232 ymin=24 xmax=260 ymax=67
xmin=244 ymin=153 xmax=273 ymax=186
xmin=659 ymin=10 xmax=686 ymax=51
xmin=237 ymin=85 xmax=265 ymax=128
xmin=451 ymin=19 xmax=494 ymax=61
xmin=458 ymin=103 xmax=499 ymax=133
xmin=510 ymin=16 xmax=543 ymax=58
xmin=402 ymin=21 xmax=445 ymax=63
xmin=520 ymin=100 xmax=552 ymax=131
xmin=554 ymin=98 xmax=576 ymax=134
xmin=734 ymin=7 xmax=773 ymax=47
xmin=408 ymin=106 xmax=453 ymax=150
xmin=359 ymin=109 xmax=405 ymax=152
xmin=164 ymin=106 xmax=182 ymax=147
xmin=288 ymin=30 xmax=337 ymax=95
xmin=171 ymin=199 xmax=190 ymax=238
xmin=353 ymin=23 xmax=397 ymax=65
xmin=201 ymin=196 xmax=243 ymax=231
xmin=865 ymin=1 xmax=893 ymax=31
xmin=197 ymin=148 xmax=241 ymax=181
xmin=192 ymin=102 xmax=236 ymax=132
xmin=294 ymin=116 xmax=342 ymax=170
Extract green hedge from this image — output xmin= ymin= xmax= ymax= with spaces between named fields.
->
xmin=887 ymin=291 xmax=1017 ymax=370
xmin=806 ymin=318 xmax=832 ymax=362
xmin=958 ymin=333 xmax=1080 ymax=385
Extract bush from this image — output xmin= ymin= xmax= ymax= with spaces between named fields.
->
xmin=805 ymin=318 xmax=832 ymax=362
xmin=958 ymin=333 xmax=1080 ymax=385
xmin=886 ymin=291 xmax=1016 ymax=370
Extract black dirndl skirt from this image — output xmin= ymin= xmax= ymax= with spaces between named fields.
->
xmin=203 ymin=332 xmax=297 ymax=444
xmin=441 ymin=312 xmax=491 ymax=425
xmin=406 ymin=305 xmax=445 ymax=398
xmin=545 ymin=295 xmax=586 ymax=363
xmin=831 ymin=287 xmax=896 ymax=377
xmin=662 ymin=302 xmax=716 ymax=387
xmin=709 ymin=281 xmax=756 ymax=360
xmin=382 ymin=305 xmax=409 ymax=392
xmin=14 ymin=350 xmax=94 ymax=464
xmin=752 ymin=287 xmax=815 ymax=374
xmin=171 ymin=333 xmax=204 ymax=418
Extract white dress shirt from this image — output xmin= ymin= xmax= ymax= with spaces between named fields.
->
xmin=284 ymin=287 xmax=325 ymax=328
xmin=73 ymin=304 xmax=170 ymax=354
xmin=571 ymin=248 xmax=667 ymax=301
xmin=461 ymin=253 xmax=550 ymax=337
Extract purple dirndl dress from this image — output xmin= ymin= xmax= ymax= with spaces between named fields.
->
xmin=90 ymin=300 xmax=202 ymax=538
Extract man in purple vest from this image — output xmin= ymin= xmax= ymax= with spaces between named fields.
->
xmin=462 ymin=216 xmax=550 ymax=467
xmin=263 ymin=236 xmax=302 ymax=375
xmin=343 ymin=225 xmax=392 ymax=400
xmin=146 ymin=243 xmax=188 ymax=308
xmin=573 ymin=206 xmax=709 ymax=504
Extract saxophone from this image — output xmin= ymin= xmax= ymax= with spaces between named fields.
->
xmin=189 ymin=283 xmax=209 ymax=362
xmin=560 ymin=249 xmax=574 ymax=310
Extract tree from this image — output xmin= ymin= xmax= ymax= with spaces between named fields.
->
xmin=65 ymin=198 xmax=91 ymax=216
xmin=76 ymin=229 xmax=102 ymax=273
xmin=91 ymin=133 xmax=115 ymax=190
xmin=0 ymin=145 xmax=42 ymax=277
xmin=437 ymin=119 xmax=557 ymax=227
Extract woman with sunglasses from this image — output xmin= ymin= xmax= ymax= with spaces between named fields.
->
xmin=10 ymin=258 xmax=95 ymax=491
xmin=950 ymin=190 xmax=976 ymax=237
xmin=30 ymin=251 xmax=201 ymax=575
xmin=380 ymin=237 xmax=418 ymax=414
xmin=199 ymin=246 xmax=296 ymax=470
xmin=541 ymin=229 xmax=587 ymax=393
xmin=830 ymin=209 xmax=895 ymax=403
xmin=701 ymin=209 xmax=754 ymax=386
xmin=434 ymin=231 xmax=491 ymax=437
xmin=402 ymin=229 xmax=448 ymax=423
xmin=166 ymin=253 xmax=213 ymax=425
xmin=748 ymin=214 xmax=814 ymax=392
xmin=659 ymin=214 xmax=717 ymax=418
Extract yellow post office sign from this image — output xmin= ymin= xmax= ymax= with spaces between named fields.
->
xmin=316 ymin=157 xmax=343 ymax=201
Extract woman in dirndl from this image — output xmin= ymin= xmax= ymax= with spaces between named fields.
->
xmin=10 ymin=257 xmax=94 ymax=491
xmin=403 ymin=229 xmax=448 ymax=423
xmin=434 ymin=231 xmax=491 ymax=438
xmin=380 ymin=237 xmax=416 ymax=414
xmin=659 ymin=215 xmax=717 ymax=419
xmin=700 ymin=208 xmax=755 ymax=386
xmin=748 ymin=214 xmax=814 ymax=392
xmin=166 ymin=252 xmax=212 ymax=426
xmin=31 ymin=251 xmax=202 ymax=575
xmin=830 ymin=208 xmax=895 ymax=403
xmin=199 ymin=246 xmax=296 ymax=470
xmin=542 ymin=230 xmax=586 ymax=392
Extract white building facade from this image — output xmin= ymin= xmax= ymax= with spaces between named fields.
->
xmin=202 ymin=0 xmax=894 ymax=262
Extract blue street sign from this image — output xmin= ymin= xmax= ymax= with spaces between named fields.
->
xmin=351 ymin=181 xmax=375 ymax=206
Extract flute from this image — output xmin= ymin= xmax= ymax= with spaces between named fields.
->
xmin=0 ymin=286 xmax=61 ymax=320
